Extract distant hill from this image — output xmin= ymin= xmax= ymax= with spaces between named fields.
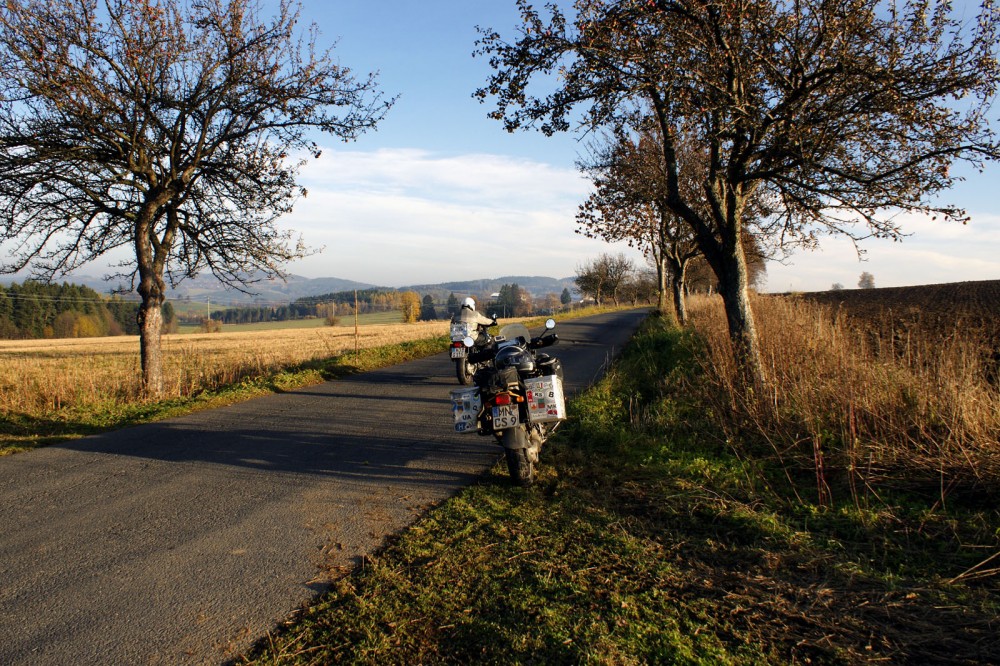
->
xmin=400 ymin=276 xmax=579 ymax=302
xmin=44 ymin=273 xmax=379 ymax=306
xmin=27 ymin=273 xmax=580 ymax=305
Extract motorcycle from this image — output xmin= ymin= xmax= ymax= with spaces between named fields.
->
xmin=449 ymin=318 xmax=565 ymax=486
xmin=448 ymin=316 xmax=496 ymax=385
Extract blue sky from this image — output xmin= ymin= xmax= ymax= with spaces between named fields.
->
xmin=278 ymin=0 xmax=1000 ymax=293
xmin=15 ymin=1 xmax=988 ymax=294
xmin=280 ymin=0 xmax=630 ymax=288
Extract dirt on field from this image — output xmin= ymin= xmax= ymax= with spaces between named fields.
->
xmin=795 ymin=279 xmax=1000 ymax=342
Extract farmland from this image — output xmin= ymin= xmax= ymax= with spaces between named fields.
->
xmin=686 ymin=281 xmax=1000 ymax=496
xmin=0 ymin=320 xmax=449 ymax=410
xmin=0 ymin=320 xmax=451 ymax=451
xmin=174 ymin=310 xmax=404 ymax=334
xmin=795 ymin=278 xmax=1000 ymax=343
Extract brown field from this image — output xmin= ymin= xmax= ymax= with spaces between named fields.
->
xmin=796 ymin=279 xmax=1000 ymax=344
xmin=0 ymin=321 xmax=450 ymax=415
xmin=687 ymin=286 xmax=1000 ymax=495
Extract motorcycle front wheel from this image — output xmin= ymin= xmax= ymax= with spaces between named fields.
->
xmin=455 ymin=358 xmax=474 ymax=385
xmin=502 ymin=427 xmax=535 ymax=487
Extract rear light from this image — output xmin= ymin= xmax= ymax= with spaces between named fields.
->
xmin=451 ymin=341 xmax=463 ymax=348
xmin=494 ymin=393 xmax=512 ymax=406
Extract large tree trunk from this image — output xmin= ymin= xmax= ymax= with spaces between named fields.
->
xmin=655 ymin=255 xmax=669 ymax=313
xmin=669 ymin=258 xmax=688 ymax=326
xmin=136 ymin=271 xmax=166 ymax=398
xmin=134 ymin=202 xmax=174 ymax=399
xmin=716 ymin=237 xmax=763 ymax=388
xmin=654 ymin=255 xmax=679 ymax=326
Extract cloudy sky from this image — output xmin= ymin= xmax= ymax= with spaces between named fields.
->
xmin=274 ymin=0 xmax=1000 ymax=293
xmin=10 ymin=1 xmax=995 ymax=294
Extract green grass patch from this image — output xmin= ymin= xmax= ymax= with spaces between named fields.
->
xmin=242 ymin=314 xmax=1000 ymax=665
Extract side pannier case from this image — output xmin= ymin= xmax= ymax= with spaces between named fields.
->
xmin=450 ymin=387 xmax=482 ymax=433
xmin=523 ymin=375 xmax=567 ymax=423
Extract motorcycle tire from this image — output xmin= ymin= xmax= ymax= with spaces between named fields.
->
xmin=455 ymin=358 xmax=474 ymax=385
xmin=502 ymin=428 xmax=535 ymax=487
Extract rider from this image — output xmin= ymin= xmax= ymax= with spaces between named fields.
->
xmin=454 ymin=297 xmax=495 ymax=345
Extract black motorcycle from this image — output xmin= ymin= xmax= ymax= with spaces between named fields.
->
xmin=448 ymin=316 xmax=496 ymax=385
xmin=449 ymin=318 xmax=564 ymax=486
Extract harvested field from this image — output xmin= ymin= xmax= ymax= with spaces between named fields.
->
xmin=797 ymin=279 xmax=1000 ymax=342
xmin=687 ymin=287 xmax=1000 ymax=493
xmin=0 ymin=321 xmax=450 ymax=415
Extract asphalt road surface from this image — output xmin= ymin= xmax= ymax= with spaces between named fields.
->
xmin=0 ymin=308 xmax=648 ymax=665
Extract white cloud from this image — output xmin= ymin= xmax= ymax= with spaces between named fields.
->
xmin=763 ymin=210 xmax=1000 ymax=292
xmin=282 ymin=148 xmax=645 ymax=286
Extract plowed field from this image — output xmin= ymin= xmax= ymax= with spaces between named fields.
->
xmin=797 ymin=279 xmax=1000 ymax=342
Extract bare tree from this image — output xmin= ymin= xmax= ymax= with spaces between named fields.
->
xmin=602 ymin=253 xmax=634 ymax=307
xmin=476 ymin=0 xmax=999 ymax=386
xmin=575 ymin=253 xmax=634 ymax=306
xmin=0 ymin=0 xmax=392 ymax=395
xmin=858 ymin=272 xmax=876 ymax=289
xmin=574 ymin=258 xmax=606 ymax=305
xmin=578 ymin=125 xmax=703 ymax=324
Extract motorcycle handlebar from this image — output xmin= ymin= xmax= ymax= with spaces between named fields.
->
xmin=530 ymin=334 xmax=558 ymax=349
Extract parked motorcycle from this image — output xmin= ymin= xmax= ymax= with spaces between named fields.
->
xmin=448 ymin=316 xmax=496 ymax=385
xmin=449 ymin=318 xmax=564 ymax=486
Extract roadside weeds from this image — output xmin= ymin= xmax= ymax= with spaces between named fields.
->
xmin=243 ymin=314 xmax=1000 ymax=665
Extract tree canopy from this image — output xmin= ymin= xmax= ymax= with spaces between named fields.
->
xmin=0 ymin=0 xmax=393 ymax=393
xmin=477 ymin=0 xmax=1000 ymax=384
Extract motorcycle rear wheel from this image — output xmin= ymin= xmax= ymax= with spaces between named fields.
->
xmin=502 ymin=428 xmax=535 ymax=487
xmin=455 ymin=358 xmax=474 ymax=385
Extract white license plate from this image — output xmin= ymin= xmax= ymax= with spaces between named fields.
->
xmin=451 ymin=346 xmax=466 ymax=359
xmin=492 ymin=404 xmax=519 ymax=429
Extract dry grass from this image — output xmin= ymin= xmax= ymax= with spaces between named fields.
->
xmin=0 ymin=321 xmax=450 ymax=416
xmin=686 ymin=293 xmax=1000 ymax=499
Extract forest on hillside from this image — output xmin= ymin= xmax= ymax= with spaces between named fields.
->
xmin=0 ymin=281 xmax=175 ymax=339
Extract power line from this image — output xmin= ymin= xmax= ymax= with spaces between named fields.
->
xmin=0 ymin=292 xmax=139 ymax=305
xmin=0 ymin=291 xmax=302 ymax=308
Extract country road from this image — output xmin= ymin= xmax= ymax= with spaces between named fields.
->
xmin=0 ymin=308 xmax=648 ymax=665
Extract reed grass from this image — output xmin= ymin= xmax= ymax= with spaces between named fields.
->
xmin=685 ymin=293 xmax=1000 ymax=503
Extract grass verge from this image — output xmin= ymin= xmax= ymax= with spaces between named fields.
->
xmin=242 ymin=314 xmax=1000 ymax=665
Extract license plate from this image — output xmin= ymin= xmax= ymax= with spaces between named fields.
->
xmin=492 ymin=404 xmax=519 ymax=429
xmin=451 ymin=346 xmax=466 ymax=359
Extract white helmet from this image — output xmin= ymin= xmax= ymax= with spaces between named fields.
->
xmin=461 ymin=297 xmax=476 ymax=311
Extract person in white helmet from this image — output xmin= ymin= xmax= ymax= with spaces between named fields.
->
xmin=455 ymin=297 xmax=495 ymax=331
xmin=449 ymin=297 xmax=496 ymax=384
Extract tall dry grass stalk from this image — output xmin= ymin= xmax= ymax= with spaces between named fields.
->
xmin=0 ymin=321 xmax=449 ymax=417
xmin=686 ymin=293 xmax=1000 ymax=501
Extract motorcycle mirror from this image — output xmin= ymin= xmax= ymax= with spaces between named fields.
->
xmin=462 ymin=336 xmax=475 ymax=348
xmin=545 ymin=318 xmax=556 ymax=330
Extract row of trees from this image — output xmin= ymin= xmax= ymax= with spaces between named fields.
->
xmin=0 ymin=281 xmax=175 ymax=339
xmin=476 ymin=0 xmax=999 ymax=386
xmin=183 ymin=285 xmax=582 ymax=329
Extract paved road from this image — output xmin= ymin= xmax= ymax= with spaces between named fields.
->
xmin=0 ymin=308 xmax=648 ymax=665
